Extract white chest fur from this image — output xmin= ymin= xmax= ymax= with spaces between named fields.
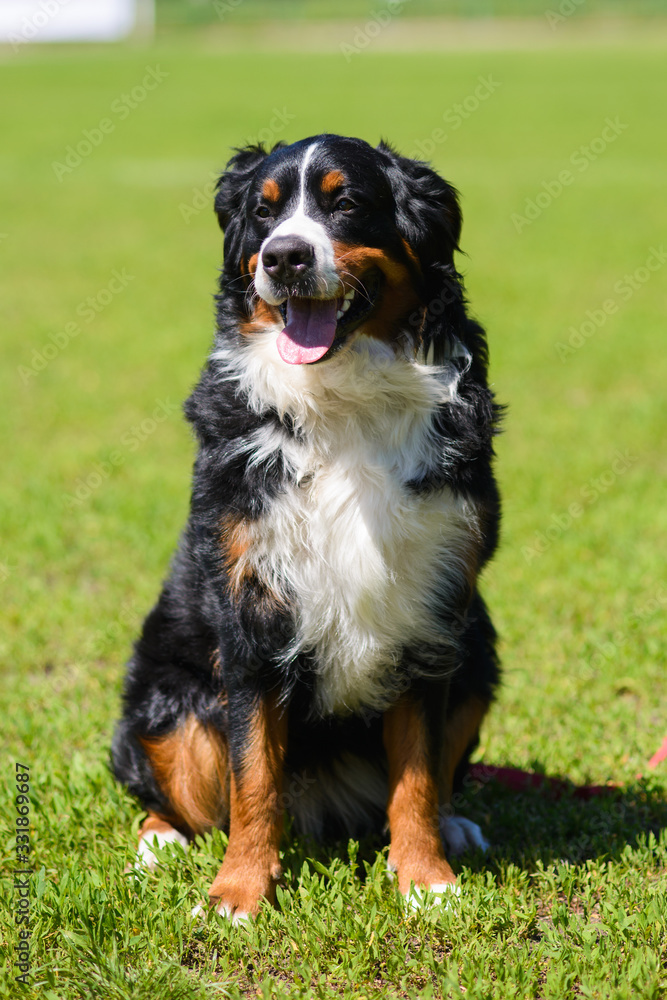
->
xmin=216 ymin=333 xmax=480 ymax=715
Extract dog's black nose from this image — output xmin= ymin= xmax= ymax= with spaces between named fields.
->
xmin=262 ymin=236 xmax=315 ymax=285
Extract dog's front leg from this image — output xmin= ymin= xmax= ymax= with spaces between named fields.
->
xmin=384 ymin=692 xmax=456 ymax=903
xmin=208 ymin=691 xmax=287 ymax=921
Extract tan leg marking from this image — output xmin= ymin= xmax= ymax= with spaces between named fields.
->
xmin=208 ymin=694 xmax=287 ymax=919
xmin=440 ymin=695 xmax=489 ymax=804
xmin=383 ymin=695 xmax=455 ymax=894
xmin=140 ymin=714 xmax=229 ymax=837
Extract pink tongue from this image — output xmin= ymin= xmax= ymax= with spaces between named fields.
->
xmin=276 ymin=298 xmax=338 ymax=365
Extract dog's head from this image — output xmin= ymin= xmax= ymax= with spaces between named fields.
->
xmin=215 ymin=134 xmax=465 ymax=366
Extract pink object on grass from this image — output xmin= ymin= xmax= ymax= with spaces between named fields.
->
xmin=467 ymin=763 xmax=615 ymax=800
xmin=647 ymin=733 xmax=667 ymax=770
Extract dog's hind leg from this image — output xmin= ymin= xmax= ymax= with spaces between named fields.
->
xmin=438 ymin=591 xmax=499 ymax=855
xmin=139 ymin=714 xmax=230 ymax=836
xmin=439 ymin=693 xmax=491 ymax=855
xmin=111 ymin=573 xmax=232 ymax=870
xmin=116 ymin=712 xmax=230 ymax=871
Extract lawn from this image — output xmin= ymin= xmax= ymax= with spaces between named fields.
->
xmin=1 ymin=23 xmax=666 ymax=999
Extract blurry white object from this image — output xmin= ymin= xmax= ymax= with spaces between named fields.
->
xmin=0 ymin=0 xmax=154 ymax=44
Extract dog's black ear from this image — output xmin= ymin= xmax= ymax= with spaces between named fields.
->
xmin=378 ymin=141 xmax=462 ymax=268
xmin=378 ymin=142 xmax=470 ymax=365
xmin=214 ymin=144 xmax=273 ymax=232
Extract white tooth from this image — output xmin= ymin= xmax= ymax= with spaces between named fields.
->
xmin=341 ymin=298 xmax=351 ymax=312
xmin=344 ymin=290 xmax=354 ymax=300
xmin=336 ymin=309 xmax=344 ymax=319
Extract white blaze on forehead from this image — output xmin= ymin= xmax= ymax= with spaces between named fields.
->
xmin=296 ymin=140 xmax=319 ymax=214
xmin=255 ymin=142 xmax=340 ymax=305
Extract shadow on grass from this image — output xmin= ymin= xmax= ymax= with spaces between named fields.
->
xmin=462 ymin=771 xmax=667 ymax=871
xmin=277 ymin=770 xmax=667 ymax=879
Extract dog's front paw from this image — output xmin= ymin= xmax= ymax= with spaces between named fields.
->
xmin=439 ymin=814 xmax=490 ymax=855
xmin=205 ymin=860 xmax=281 ymax=923
xmin=388 ymin=851 xmax=458 ymax=911
xmin=387 ymin=858 xmax=460 ymax=912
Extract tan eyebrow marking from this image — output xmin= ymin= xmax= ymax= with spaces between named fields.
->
xmin=262 ymin=178 xmax=281 ymax=202
xmin=321 ymin=170 xmax=346 ymax=194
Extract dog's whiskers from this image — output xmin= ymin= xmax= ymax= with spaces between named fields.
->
xmin=338 ymin=270 xmax=373 ymax=305
xmin=243 ymin=281 xmax=259 ymax=313
xmin=226 ymin=273 xmax=251 ymax=290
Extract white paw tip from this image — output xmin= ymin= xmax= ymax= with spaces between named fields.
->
xmin=135 ymin=840 xmax=158 ymax=871
xmin=405 ymin=881 xmax=461 ymax=912
xmin=135 ymin=829 xmax=189 ymax=871
xmin=214 ymin=900 xmax=252 ymax=924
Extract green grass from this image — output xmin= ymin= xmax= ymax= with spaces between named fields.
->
xmin=155 ymin=0 xmax=667 ymax=26
xmin=1 ymin=28 xmax=667 ymax=999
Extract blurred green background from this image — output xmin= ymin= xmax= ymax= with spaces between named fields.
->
xmin=1 ymin=4 xmax=666 ymax=997
xmin=156 ymin=0 xmax=667 ymax=24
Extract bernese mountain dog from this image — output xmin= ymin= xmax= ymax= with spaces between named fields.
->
xmin=112 ymin=133 xmax=502 ymax=920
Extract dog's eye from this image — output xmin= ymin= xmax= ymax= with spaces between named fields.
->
xmin=334 ymin=198 xmax=356 ymax=213
xmin=256 ymin=205 xmax=272 ymax=218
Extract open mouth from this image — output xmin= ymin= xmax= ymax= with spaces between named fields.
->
xmin=275 ymin=270 xmax=382 ymax=365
